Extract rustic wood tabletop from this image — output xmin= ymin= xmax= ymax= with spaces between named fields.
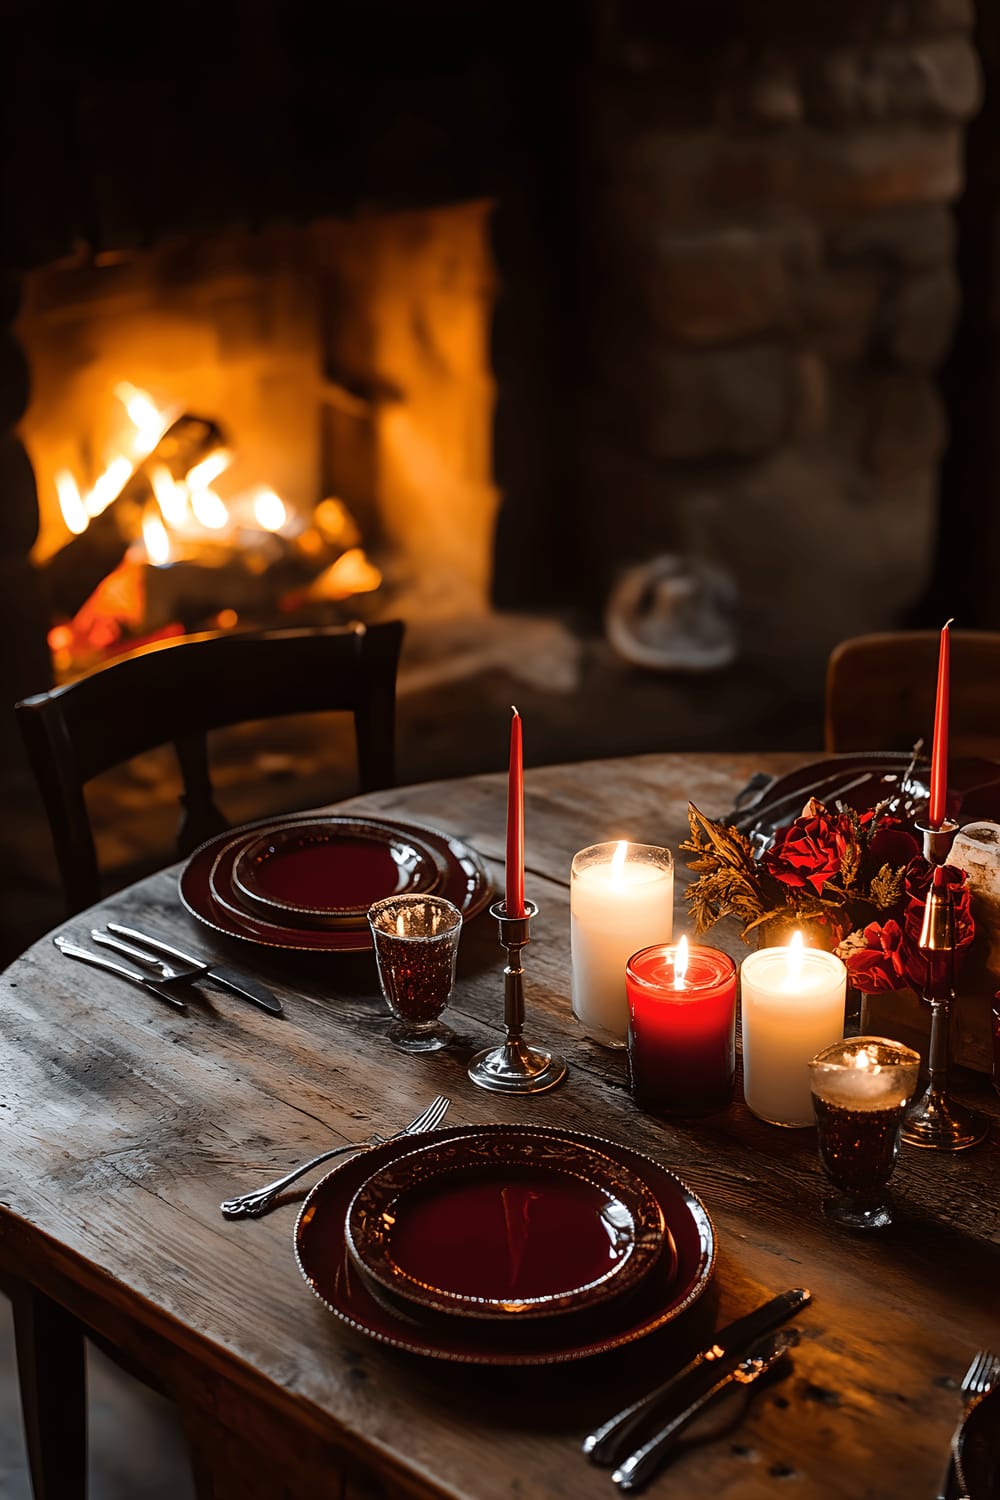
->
xmin=1 ymin=751 xmax=998 ymax=1500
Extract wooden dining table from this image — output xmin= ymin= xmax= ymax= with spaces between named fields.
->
xmin=2 ymin=750 xmax=999 ymax=1500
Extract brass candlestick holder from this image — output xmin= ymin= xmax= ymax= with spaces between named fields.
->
xmin=901 ymin=820 xmax=989 ymax=1150
xmin=467 ymin=899 xmax=568 ymax=1094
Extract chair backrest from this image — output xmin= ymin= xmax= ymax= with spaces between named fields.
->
xmin=824 ymin=629 xmax=1000 ymax=757
xmin=16 ymin=619 xmax=404 ymax=916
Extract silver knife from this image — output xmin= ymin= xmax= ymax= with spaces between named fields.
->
xmin=612 ymin=1327 xmax=799 ymax=1492
xmin=54 ymin=936 xmax=187 ymax=1012
xmin=104 ymin=923 xmax=283 ymax=1016
xmin=583 ymin=1287 xmax=811 ymax=1465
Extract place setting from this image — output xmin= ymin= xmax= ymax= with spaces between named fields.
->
xmin=178 ymin=809 xmax=493 ymax=953
xmin=17 ymin=621 xmax=1000 ymax=1499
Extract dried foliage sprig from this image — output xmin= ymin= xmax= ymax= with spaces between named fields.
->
xmin=682 ymin=796 xmax=974 ymax=992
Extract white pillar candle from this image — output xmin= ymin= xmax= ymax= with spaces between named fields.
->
xmin=740 ymin=934 xmax=846 ymax=1126
xmin=571 ymin=841 xmax=674 ymax=1047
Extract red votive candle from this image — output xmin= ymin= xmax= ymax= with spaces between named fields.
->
xmin=626 ymin=940 xmax=737 ymax=1116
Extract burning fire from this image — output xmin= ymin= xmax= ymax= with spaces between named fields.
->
xmin=47 ymin=381 xmax=382 ymax=673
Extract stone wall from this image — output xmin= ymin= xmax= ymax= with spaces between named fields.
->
xmin=572 ymin=0 xmax=982 ymax=667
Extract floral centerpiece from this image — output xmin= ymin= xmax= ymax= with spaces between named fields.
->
xmin=681 ymin=797 xmax=973 ymax=992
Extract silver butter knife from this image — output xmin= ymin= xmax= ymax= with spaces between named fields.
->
xmin=612 ymin=1327 xmax=800 ymax=1492
xmin=103 ymin=924 xmax=283 ymax=1015
xmin=54 ymin=936 xmax=187 ymax=1012
xmin=584 ymin=1287 xmax=811 ymax=1465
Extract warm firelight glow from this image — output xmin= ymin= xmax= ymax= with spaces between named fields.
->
xmin=190 ymin=487 xmax=228 ymax=530
xmin=674 ymin=933 xmax=689 ymax=988
xmin=114 ymin=382 xmax=169 ymax=457
xmin=141 ymin=507 xmax=171 ymax=565
xmin=610 ymin=840 xmax=628 ymax=884
xmin=86 ymin=456 xmax=133 ymax=518
xmin=186 ymin=449 xmax=231 ymax=491
xmin=314 ymin=496 xmax=360 ymax=547
xmin=56 ymin=471 xmax=88 ymax=535
xmin=308 ymin=547 xmax=382 ymax=599
xmin=252 ymin=487 xmax=287 ymax=532
xmin=149 ymin=463 xmax=189 ymax=527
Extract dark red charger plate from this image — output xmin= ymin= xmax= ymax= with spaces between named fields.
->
xmin=345 ymin=1130 xmax=667 ymax=1322
xmin=295 ymin=1124 xmax=716 ymax=1367
xmin=178 ymin=815 xmax=492 ymax=953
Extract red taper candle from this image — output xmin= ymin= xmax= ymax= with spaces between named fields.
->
xmin=928 ymin=619 xmax=953 ymax=830
xmin=505 ymin=705 xmax=525 ymax=916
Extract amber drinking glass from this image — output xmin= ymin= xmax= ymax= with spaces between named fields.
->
xmin=808 ymin=1037 xmax=920 ymax=1231
xmin=368 ymin=894 xmax=462 ymax=1052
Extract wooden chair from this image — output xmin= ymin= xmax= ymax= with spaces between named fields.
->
xmin=824 ymin=629 xmax=1000 ymax=757
xmin=8 ymin=619 xmax=403 ymax=1499
xmin=16 ymin=619 xmax=405 ymax=917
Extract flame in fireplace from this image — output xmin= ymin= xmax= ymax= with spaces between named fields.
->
xmin=189 ymin=486 xmax=228 ymax=530
xmin=114 ymin=381 xmax=172 ymax=457
xmin=141 ymin=506 xmax=171 ymax=566
xmin=55 ymin=472 xmax=88 ymax=535
xmin=46 ymin=382 xmax=383 ymax=671
xmin=253 ymin=487 xmax=287 ymax=532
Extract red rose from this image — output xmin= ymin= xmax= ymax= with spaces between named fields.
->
xmin=865 ymin=820 xmax=921 ymax=873
xmin=762 ymin=813 xmax=847 ymax=896
xmin=843 ymin=920 xmax=910 ymax=993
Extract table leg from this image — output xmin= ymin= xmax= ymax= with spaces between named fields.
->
xmin=11 ymin=1281 xmax=87 ymax=1500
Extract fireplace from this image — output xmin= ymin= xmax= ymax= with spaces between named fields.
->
xmin=16 ymin=205 xmax=497 ymax=675
xmin=1 ymin=0 xmax=988 ymax=705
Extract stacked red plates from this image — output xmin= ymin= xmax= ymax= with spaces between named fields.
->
xmin=295 ymin=1124 xmax=716 ymax=1366
xmin=179 ymin=814 xmax=492 ymax=953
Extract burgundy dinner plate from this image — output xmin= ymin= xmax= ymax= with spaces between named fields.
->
xmin=295 ymin=1124 xmax=715 ymax=1366
xmin=345 ymin=1130 xmax=666 ymax=1322
xmin=231 ymin=819 xmax=443 ymax=929
xmin=178 ymin=815 xmax=491 ymax=952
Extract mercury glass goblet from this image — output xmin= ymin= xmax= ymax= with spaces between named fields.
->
xmin=808 ymin=1037 xmax=920 ymax=1231
xmin=368 ymin=894 xmax=462 ymax=1053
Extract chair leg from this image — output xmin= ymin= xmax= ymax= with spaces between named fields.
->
xmin=11 ymin=1282 xmax=87 ymax=1500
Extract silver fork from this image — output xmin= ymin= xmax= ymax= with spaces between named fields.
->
xmin=220 ymin=1094 xmax=451 ymax=1219
xmin=937 ymin=1348 xmax=1000 ymax=1500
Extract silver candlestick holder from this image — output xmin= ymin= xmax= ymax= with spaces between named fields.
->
xmin=467 ymin=899 xmax=568 ymax=1094
xmin=900 ymin=820 xmax=989 ymax=1150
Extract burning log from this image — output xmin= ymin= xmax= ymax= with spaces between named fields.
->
xmin=39 ymin=414 xmax=225 ymax=620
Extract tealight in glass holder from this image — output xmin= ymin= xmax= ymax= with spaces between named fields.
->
xmin=368 ymin=894 xmax=462 ymax=1053
xmin=808 ymin=1037 xmax=921 ymax=1231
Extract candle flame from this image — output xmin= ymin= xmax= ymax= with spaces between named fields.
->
xmin=610 ymin=840 xmax=628 ymax=884
xmin=675 ymin=933 xmax=689 ymax=987
xmin=785 ymin=929 xmax=804 ymax=983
